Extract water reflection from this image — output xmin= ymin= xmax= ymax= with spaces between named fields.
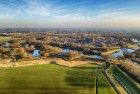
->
xmin=63 ymin=48 xmax=70 ymax=53
xmin=32 ymin=50 xmax=40 ymax=57
xmin=112 ymin=48 xmax=135 ymax=58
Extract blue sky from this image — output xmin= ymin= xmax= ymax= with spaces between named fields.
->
xmin=0 ymin=0 xmax=140 ymax=28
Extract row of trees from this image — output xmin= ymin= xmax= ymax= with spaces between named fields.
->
xmin=43 ymin=45 xmax=62 ymax=57
xmin=43 ymin=45 xmax=82 ymax=60
xmin=119 ymin=60 xmax=140 ymax=82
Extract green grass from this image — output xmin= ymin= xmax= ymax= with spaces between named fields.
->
xmin=0 ymin=64 xmax=96 ymax=94
xmin=112 ymin=66 xmax=140 ymax=94
xmin=0 ymin=63 xmax=116 ymax=94
xmin=98 ymin=71 xmax=117 ymax=94
xmin=67 ymin=64 xmax=97 ymax=88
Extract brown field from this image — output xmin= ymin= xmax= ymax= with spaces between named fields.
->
xmin=0 ymin=58 xmax=101 ymax=68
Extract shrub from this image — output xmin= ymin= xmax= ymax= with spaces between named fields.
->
xmin=50 ymin=61 xmax=57 ymax=64
xmin=44 ymin=45 xmax=62 ymax=57
xmin=64 ymin=50 xmax=82 ymax=60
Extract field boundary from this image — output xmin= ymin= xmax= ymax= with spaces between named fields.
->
xmin=102 ymin=70 xmax=120 ymax=94
xmin=113 ymin=74 xmax=130 ymax=94
xmin=102 ymin=61 xmax=121 ymax=94
xmin=112 ymin=66 xmax=140 ymax=94
xmin=96 ymin=65 xmax=98 ymax=94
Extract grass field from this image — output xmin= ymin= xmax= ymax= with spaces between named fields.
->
xmin=98 ymin=70 xmax=117 ymax=94
xmin=0 ymin=64 xmax=116 ymax=94
xmin=0 ymin=36 xmax=12 ymax=44
xmin=112 ymin=66 xmax=140 ymax=94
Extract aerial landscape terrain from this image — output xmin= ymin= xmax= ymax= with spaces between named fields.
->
xmin=0 ymin=0 xmax=140 ymax=94
xmin=0 ymin=29 xmax=139 ymax=94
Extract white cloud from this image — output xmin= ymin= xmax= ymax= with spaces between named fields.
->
xmin=22 ymin=0 xmax=50 ymax=17
xmin=0 ymin=0 xmax=140 ymax=28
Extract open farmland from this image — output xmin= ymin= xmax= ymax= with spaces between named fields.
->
xmin=0 ymin=63 xmax=116 ymax=94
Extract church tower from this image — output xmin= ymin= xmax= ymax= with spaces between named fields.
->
xmin=92 ymin=33 xmax=95 ymax=43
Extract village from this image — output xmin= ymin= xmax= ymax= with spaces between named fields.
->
xmin=0 ymin=30 xmax=139 ymax=67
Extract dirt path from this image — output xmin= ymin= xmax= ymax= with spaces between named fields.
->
xmin=0 ymin=59 xmax=50 ymax=68
xmin=0 ymin=58 xmax=99 ymax=68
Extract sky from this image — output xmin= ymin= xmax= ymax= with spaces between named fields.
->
xmin=0 ymin=0 xmax=140 ymax=28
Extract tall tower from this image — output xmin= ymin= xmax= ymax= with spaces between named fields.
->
xmin=92 ymin=33 xmax=95 ymax=43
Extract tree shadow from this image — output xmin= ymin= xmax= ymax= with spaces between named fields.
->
xmin=73 ymin=67 xmax=102 ymax=70
xmin=65 ymin=67 xmax=96 ymax=88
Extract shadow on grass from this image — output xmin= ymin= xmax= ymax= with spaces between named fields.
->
xmin=65 ymin=67 xmax=96 ymax=88
xmin=73 ymin=67 xmax=102 ymax=70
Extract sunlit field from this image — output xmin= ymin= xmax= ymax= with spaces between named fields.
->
xmin=0 ymin=64 xmax=116 ymax=94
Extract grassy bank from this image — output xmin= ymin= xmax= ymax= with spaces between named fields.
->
xmin=98 ymin=70 xmax=117 ymax=94
xmin=112 ymin=66 xmax=140 ymax=94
